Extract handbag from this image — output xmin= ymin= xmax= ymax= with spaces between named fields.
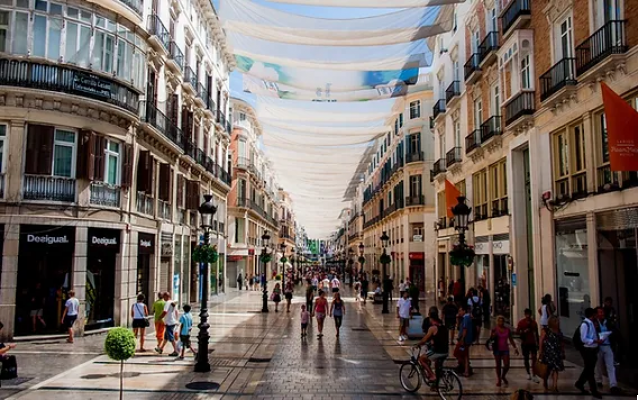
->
xmin=135 ymin=304 xmax=150 ymax=327
xmin=534 ymin=360 xmax=549 ymax=380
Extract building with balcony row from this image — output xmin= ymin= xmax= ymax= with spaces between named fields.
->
xmin=0 ymin=0 xmax=233 ymax=339
xmin=431 ymin=0 xmax=638 ymax=361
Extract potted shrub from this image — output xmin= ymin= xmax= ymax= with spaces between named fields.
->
xmin=104 ymin=327 xmax=136 ymax=400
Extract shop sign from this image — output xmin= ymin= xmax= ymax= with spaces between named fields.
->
xmin=21 ymin=225 xmax=75 ymax=250
xmin=228 ymin=255 xmax=243 ymax=262
xmin=88 ymin=228 xmax=120 ymax=252
xmin=412 ymin=235 xmax=423 ymax=242
xmin=474 ymin=239 xmax=491 ymax=255
xmin=409 ymin=252 xmax=424 ymax=260
xmin=248 ymin=248 xmax=255 ymax=255
xmin=138 ymin=232 xmax=155 ymax=254
xmin=492 ymin=239 xmax=510 ymax=255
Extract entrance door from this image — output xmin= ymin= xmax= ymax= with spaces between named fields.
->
xmin=493 ymin=254 xmax=511 ymax=321
xmin=136 ymin=255 xmax=151 ymax=305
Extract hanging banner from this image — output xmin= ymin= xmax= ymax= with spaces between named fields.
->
xmin=600 ymin=82 xmax=638 ymax=171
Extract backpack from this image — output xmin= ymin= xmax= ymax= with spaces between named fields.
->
xmin=573 ymin=321 xmax=588 ymax=351
xmin=0 ymin=355 xmax=17 ymax=380
xmin=471 ymin=298 xmax=482 ymax=319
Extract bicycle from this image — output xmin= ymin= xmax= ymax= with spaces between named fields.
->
xmin=399 ymin=345 xmax=463 ymax=399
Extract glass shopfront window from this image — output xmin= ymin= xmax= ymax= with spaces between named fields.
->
xmin=555 ymin=218 xmax=590 ymax=336
xmin=173 ymin=235 xmax=182 ymax=305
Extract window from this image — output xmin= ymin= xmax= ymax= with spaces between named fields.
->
xmin=487 ymin=7 xmax=498 ymax=32
xmin=105 ymin=140 xmax=120 ymax=185
xmin=521 ymin=54 xmax=531 ymax=90
xmin=399 ymin=113 xmax=404 ymax=128
xmin=53 ymin=129 xmax=76 ymax=178
xmin=239 ymin=112 xmax=246 ymax=121
xmin=474 ymin=98 xmax=483 ymax=128
xmin=553 ymin=123 xmax=587 ymax=198
xmin=473 ymin=169 xmax=488 ymax=220
xmin=456 ymin=179 xmax=466 ymax=196
xmin=438 ymin=132 xmax=445 ymax=158
xmin=409 ymin=133 xmax=420 ymax=154
xmin=593 ymin=0 xmax=622 ymax=29
xmin=489 ymin=158 xmax=508 ymax=217
xmin=453 ymin=60 xmax=460 ymax=82
xmin=13 ymin=11 xmax=28 ymax=54
xmin=492 ymin=84 xmax=501 ymax=116
xmin=0 ymin=11 xmax=9 ymax=52
xmin=472 ymin=30 xmax=480 ymax=53
xmin=409 ymin=174 xmax=422 ymax=197
xmin=0 ymin=124 xmax=6 ymax=174
xmin=454 ymin=120 xmax=461 ymax=148
xmin=556 ymin=15 xmax=574 ymax=60
xmin=409 ymin=100 xmax=421 ymax=119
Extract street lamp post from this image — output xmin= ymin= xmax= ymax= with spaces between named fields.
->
xmin=261 ymin=232 xmax=271 ymax=313
xmin=380 ymin=231 xmax=390 ymax=314
xmin=195 ymin=194 xmax=217 ymax=373
xmin=280 ymin=243 xmax=286 ymax=275
xmin=451 ymin=196 xmax=472 ymax=292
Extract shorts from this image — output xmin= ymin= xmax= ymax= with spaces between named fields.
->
xmin=132 ymin=318 xmax=147 ymax=329
xmin=400 ymin=318 xmax=410 ymax=328
xmin=445 ymin=319 xmax=456 ymax=330
xmin=316 ymin=312 xmax=326 ymax=320
xmin=180 ymin=334 xmax=191 ymax=348
xmin=425 ymin=349 xmax=449 ymax=361
xmin=521 ymin=344 xmax=538 ymax=357
xmin=155 ymin=321 xmax=165 ymax=341
xmin=493 ymin=350 xmax=510 ymax=357
xmin=63 ymin=315 xmax=77 ymax=329
xmin=30 ymin=309 xmax=43 ymax=317
xmin=164 ymin=325 xmax=176 ymax=342
xmin=301 ymin=323 xmax=308 ymax=330
xmin=332 ymin=288 xmax=339 ymax=293
xmin=285 ymin=292 xmax=293 ymax=300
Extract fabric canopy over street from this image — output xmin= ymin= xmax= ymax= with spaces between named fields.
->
xmin=220 ymin=0 xmax=455 ymax=46
xmin=221 ymin=0 xmax=457 ymax=238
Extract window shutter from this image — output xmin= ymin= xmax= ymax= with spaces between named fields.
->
xmin=159 ymin=163 xmax=171 ymax=201
xmin=185 ymin=179 xmax=192 ymax=210
xmin=145 ymin=156 xmax=155 ymax=195
xmin=136 ymin=150 xmax=149 ymax=192
xmin=93 ymin=136 xmax=106 ymax=182
xmin=177 ymin=174 xmax=184 ymax=208
xmin=121 ymin=143 xmax=133 ymax=188
xmin=26 ymin=124 xmax=54 ymax=175
xmin=76 ymin=130 xmax=92 ymax=180
xmin=187 ymin=111 xmax=194 ymax=140
xmin=181 ymin=107 xmax=189 ymax=134
xmin=25 ymin=125 xmax=41 ymax=175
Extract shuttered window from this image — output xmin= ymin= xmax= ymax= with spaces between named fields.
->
xmin=25 ymin=124 xmax=54 ymax=175
xmin=121 ymin=143 xmax=133 ymax=188
xmin=158 ymin=163 xmax=171 ymax=202
xmin=136 ymin=150 xmax=154 ymax=195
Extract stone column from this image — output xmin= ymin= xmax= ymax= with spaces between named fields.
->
xmin=5 ymin=120 xmax=26 ymax=201
xmin=586 ymin=213 xmax=599 ymax=307
xmin=73 ymin=227 xmax=88 ymax=336
xmin=0 ymin=223 xmax=20 ymax=340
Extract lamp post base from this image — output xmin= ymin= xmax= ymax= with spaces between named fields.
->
xmin=381 ymin=291 xmax=390 ymax=314
xmin=262 ymin=289 xmax=269 ymax=313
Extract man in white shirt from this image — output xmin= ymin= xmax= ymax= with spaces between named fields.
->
xmin=61 ymin=290 xmax=80 ymax=344
xmin=331 ymin=275 xmax=340 ymax=294
xmin=156 ymin=292 xmax=179 ymax=356
xmin=594 ymin=307 xmax=621 ymax=394
xmin=396 ymin=291 xmax=412 ymax=342
xmin=575 ymin=307 xmax=603 ymax=399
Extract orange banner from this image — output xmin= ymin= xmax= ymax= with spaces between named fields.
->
xmin=601 ymin=82 xmax=638 ymax=172
xmin=444 ymin=179 xmax=461 ymax=218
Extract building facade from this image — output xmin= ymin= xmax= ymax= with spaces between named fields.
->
xmin=359 ymin=82 xmax=437 ymax=294
xmin=0 ymin=0 xmax=233 ymax=339
xmin=278 ymin=190 xmax=296 ymax=264
xmin=227 ymin=98 xmax=281 ymax=284
xmin=432 ymin=0 xmax=638 ymax=351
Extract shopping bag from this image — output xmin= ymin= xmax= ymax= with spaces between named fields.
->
xmin=534 ymin=361 xmax=549 ymax=380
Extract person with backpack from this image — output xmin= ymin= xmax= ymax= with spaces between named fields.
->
xmin=574 ymin=308 xmax=603 ymax=399
xmin=468 ymin=289 xmax=483 ymax=344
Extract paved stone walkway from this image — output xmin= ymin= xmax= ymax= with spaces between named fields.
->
xmin=3 ymin=285 xmax=637 ymax=399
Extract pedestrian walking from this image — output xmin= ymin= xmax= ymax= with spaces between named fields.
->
xmin=442 ymin=296 xmax=459 ymax=345
xmin=156 ymin=292 xmax=179 ymax=356
xmin=399 ymin=280 xmax=407 ymax=298
xmin=397 ymin=291 xmax=411 ymax=342
xmin=480 ymin=286 xmax=491 ymax=324
xmin=300 ymin=304 xmax=310 ymax=337
xmin=516 ymin=308 xmax=540 ymax=382
xmin=272 ymin=283 xmax=282 ymax=312
xmin=131 ymin=293 xmax=149 ymax=352
xmin=305 ymin=281 xmax=314 ymax=310
xmin=261 ymin=273 xmax=267 ymax=290
xmin=361 ymin=274 xmax=369 ymax=305
xmin=539 ymin=316 xmax=565 ymax=392
xmin=284 ymin=280 xmax=294 ymax=312
xmin=152 ymin=292 xmax=166 ymax=348
xmin=595 ymin=306 xmax=622 ymax=394
xmin=455 ymin=305 xmax=473 ymax=377
xmin=468 ymin=288 xmax=483 ymax=344
xmin=29 ymin=282 xmax=47 ymax=333
xmin=61 ymin=290 xmax=79 ymax=344
xmin=602 ymin=297 xmax=621 ymax=366
xmin=539 ymin=293 xmax=556 ymax=328
xmin=330 ymin=292 xmax=345 ymax=337
xmin=313 ymin=290 xmax=328 ymax=338
xmin=388 ymin=276 xmax=394 ymax=302
xmin=237 ymin=273 xmax=243 ymax=290
xmin=178 ymin=304 xmax=197 ymax=360
xmin=575 ymin=307 xmax=603 ymax=399
xmin=488 ymin=315 xmax=519 ymax=387
xmin=245 ymin=274 xmax=250 ymax=291
xmin=354 ymin=279 xmax=361 ymax=302
xmin=330 ymin=275 xmax=340 ymax=294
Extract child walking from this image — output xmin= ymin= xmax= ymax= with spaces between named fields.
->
xmin=300 ymin=304 xmax=310 ymax=337
xmin=178 ymin=304 xmax=197 ymax=360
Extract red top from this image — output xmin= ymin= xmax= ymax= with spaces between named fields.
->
xmin=516 ymin=318 xmax=539 ymax=346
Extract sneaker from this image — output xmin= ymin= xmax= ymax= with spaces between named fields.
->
xmin=399 ymin=336 xmax=405 ymax=342
xmin=527 ymin=374 xmax=532 ymax=381
xmin=532 ymin=375 xmax=540 ymax=383
xmin=168 ymin=352 xmax=179 ymax=357
xmin=154 ymin=347 xmax=162 ymax=354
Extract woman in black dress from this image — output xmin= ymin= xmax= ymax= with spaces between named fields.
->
xmin=538 ymin=316 xmax=565 ymax=392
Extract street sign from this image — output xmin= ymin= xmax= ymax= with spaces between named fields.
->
xmin=511 ymin=273 xmax=517 ymax=287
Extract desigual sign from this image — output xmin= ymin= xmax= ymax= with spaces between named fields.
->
xmin=88 ymin=228 xmax=120 ymax=252
xmin=138 ymin=232 xmax=155 ymax=255
xmin=92 ymin=237 xmax=117 ymax=245
xmin=27 ymin=234 xmax=69 ymax=245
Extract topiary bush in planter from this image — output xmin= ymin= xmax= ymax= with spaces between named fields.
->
xmin=104 ymin=327 xmax=136 ymax=400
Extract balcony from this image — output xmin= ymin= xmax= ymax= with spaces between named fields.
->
xmin=136 ymin=192 xmax=154 ymax=216
xmin=465 ymin=129 xmax=481 ymax=154
xmin=432 ymin=99 xmax=446 ymax=121
xmin=167 ymin=41 xmax=184 ymax=73
xmin=405 ymin=195 xmax=425 ymax=207
xmin=236 ymin=156 xmax=250 ymax=170
xmin=140 ymin=101 xmax=184 ymax=150
xmin=464 ymin=53 xmax=482 ymax=84
xmin=504 ymin=90 xmax=535 ymax=127
xmin=446 ymin=147 xmax=462 ymax=168
xmin=183 ymin=66 xmax=197 ymax=93
xmin=540 ymin=58 xmax=577 ymax=102
xmin=478 ymin=31 xmax=500 ymax=66
xmin=24 ymin=175 xmax=75 ymax=202
xmin=501 ymin=0 xmax=531 ymax=39
xmin=147 ymin=14 xmax=170 ymax=53
xmin=0 ymin=59 xmax=139 ymax=114
xmin=195 ymin=83 xmax=208 ymax=107
xmin=480 ymin=116 xmax=502 ymax=144
xmin=217 ymin=111 xmax=232 ymax=135
xmin=90 ymin=182 xmax=120 ymax=208
xmin=445 ymin=81 xmax=461 ymax=106
xmin=575 ymin=20 xmax=627 ymax=77
xmin=406 ymin=151 xmax=424 ymax=164
xmin=432 ymin=158 xmax=446 ymax=177
xmin=118 ymin=0 xmax=143 ymax=18
xmin=159 ymin=199 xmax=172 ymax=221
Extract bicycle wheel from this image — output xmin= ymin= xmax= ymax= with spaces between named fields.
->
xmin=399 ymin=362 xmax=422 ymax=393
xmin=436 ymin=369 xmax=463 ymax=400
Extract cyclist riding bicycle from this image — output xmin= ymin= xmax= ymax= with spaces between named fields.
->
xmin=415 ymin=308 xmax=449 ymax=382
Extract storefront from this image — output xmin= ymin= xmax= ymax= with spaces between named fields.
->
xmin=85 ymin=228 xmax=120 ymax=330
xmin=492 ymin=234 xmax=511 ymax=321
xmin=555 ymin=217 xmax=589 ymax=336
xmin=136 ymin=232 xmax=155 ymax=307
xmin=474 ymin=236 xmax=490 ymax=291
xmin=409 ymin=252 xmax=425 ymax=292
xmin=16 ymin=225 xmax=75 ymax=335
xmin=160 ymin=233 xmax=173 ymax=297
